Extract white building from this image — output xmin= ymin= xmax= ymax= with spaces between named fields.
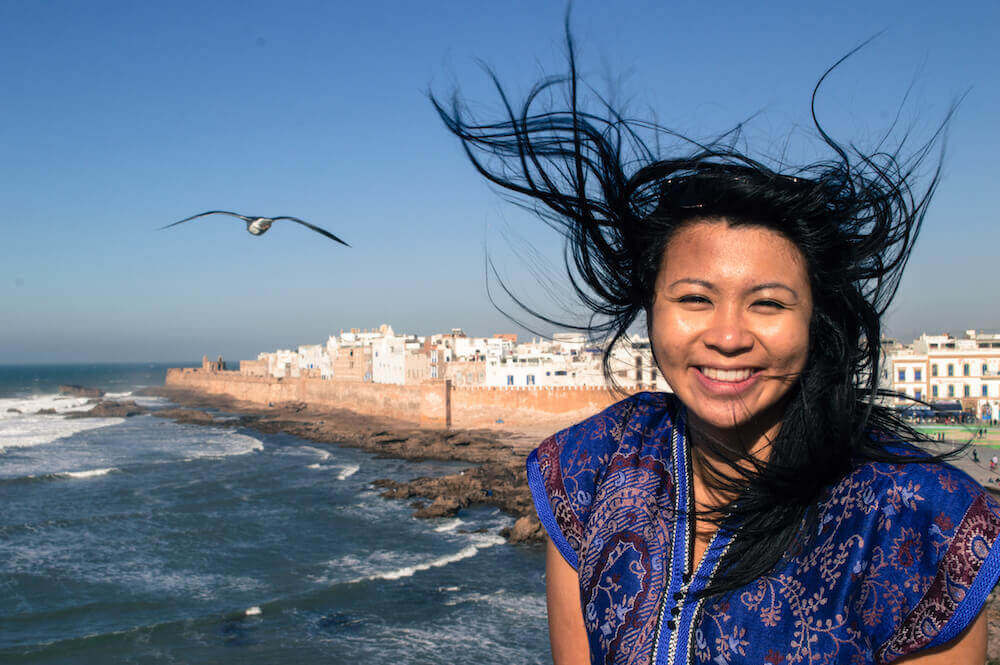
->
xmin=297 ymin=344 xmax=332 ymax=378
xmin=886 ymin=330 xmax=1000 ymax=420
xmin=606 ymin=337 xmax=672 ymax=392
xmin=480 ymin=334 xmax=672 ymax=390
xmin=371 ymin=329 xmax=428 ymax=385
xmin=371 ymin=332 xmax=407 ymax=385
xmin=260 ymin=349 xmax=299 ymax=378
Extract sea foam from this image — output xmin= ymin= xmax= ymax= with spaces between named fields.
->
xmin=0 ymin=398 xmax=124 ymax=452
xmin=299 ymin=446 xmax=332 ymax=461
xmin=349 ymin=533 xmax=505 ymax=584
xmin=184 ymin=432 xmax=263 ymax=459
xmin=56 ymin=467 xmax=118 ymax=479
xmin=337 ymin=464 xmax=359 ymax=480
xmin=434 ymin=518 xmax=465 ymax=533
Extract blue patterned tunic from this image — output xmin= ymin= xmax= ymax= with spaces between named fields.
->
xmin=526 ymin=392 xmax=1000 ymax=665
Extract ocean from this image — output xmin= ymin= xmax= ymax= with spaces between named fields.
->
xmin=0 ymin=364 xmax=550 ymax=664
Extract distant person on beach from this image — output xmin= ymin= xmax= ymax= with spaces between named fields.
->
xmin=437 ymin=24 xmax=998 ymax=665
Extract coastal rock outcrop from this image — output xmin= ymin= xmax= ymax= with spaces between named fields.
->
xmin=414 ymin=496 xmax=462 ymax=518
xmin=501 ymin=515 xmax=545 ymax=544
xmin=58 ymin=385 xmax=105 ymax=398
xmin=138 ymin=385 xmax=547 ymax=544
xmin=65 ymin=400 xmax=146 ymax=418
xmin=372 ymin=456 xmax=535 ymax=531
xmin=151 ymin=408 xmax=218 ymax=425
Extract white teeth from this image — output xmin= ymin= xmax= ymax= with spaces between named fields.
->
xmin=700 ymin=367 xmax=753 ymax=382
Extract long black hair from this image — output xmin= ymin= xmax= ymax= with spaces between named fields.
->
xmin=433 ymin=25 xmax=959 ymax=597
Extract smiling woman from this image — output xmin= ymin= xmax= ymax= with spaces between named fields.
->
xmin=436 ymin=24 xmax=1000 ymax=665
xmin=650 ymin=221 xmax=812 ymax=451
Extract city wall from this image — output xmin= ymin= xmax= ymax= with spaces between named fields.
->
xmin=165 ymin=368 xmax=620 ymax=430
xmin=449 ymin=385 xmax=618 ymax=429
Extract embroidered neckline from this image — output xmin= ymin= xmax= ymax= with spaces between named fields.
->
xmin=652 ymin=406 xmax=737 ymax=665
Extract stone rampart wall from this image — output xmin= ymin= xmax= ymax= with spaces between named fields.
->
xmin=449 ymin=385 xmax=619 ymax=428
xmin=165 ymin=368 xmax=623 ymax=429
xmin=166 ymin=368 xmax=429 ymax=422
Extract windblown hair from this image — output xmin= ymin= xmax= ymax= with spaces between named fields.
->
xmin=433 ymin=29 xmax=958 ymax=597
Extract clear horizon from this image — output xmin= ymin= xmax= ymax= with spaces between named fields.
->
xmin=3 ymin=0 xmax=997 ymax=364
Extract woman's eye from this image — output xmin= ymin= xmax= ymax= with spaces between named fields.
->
xmin=753 ymin=299 xmax=785 ymax=309
xmin=678 ymin=295 xmax=711 ymax=305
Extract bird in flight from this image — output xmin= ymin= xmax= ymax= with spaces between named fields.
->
xmin=159 ymin=210 xmax=350 ymax=246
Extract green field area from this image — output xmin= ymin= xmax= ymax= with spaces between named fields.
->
xmin=913 ymin=425 xmax=1000 ymax=448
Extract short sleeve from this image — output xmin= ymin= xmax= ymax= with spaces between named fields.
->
xmin=525 ymin=396 xmax=645 ymax=570
xmin=863 ymin=463 xmax=1000 ymax=663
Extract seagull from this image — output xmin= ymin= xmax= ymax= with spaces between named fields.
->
xmin=159 ymin=210 xmax=350 ymax=246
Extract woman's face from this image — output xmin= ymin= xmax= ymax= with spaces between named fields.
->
xmin=649 ymin=219 xmax=813 ymax=449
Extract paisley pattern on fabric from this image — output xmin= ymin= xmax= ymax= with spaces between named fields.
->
xmin=878 ymin=492 xmax=1000 ymax=662
xmin=527 ymin=393 xmax=1000 ymax=665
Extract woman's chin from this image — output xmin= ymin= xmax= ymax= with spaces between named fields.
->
xmin=686 ymin=404 xmax=757 ymax=432
xmin=684 ymin=403 xmax=784 ymax=449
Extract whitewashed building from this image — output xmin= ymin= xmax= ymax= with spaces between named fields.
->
xmin=371 ymin=332 xmax=407 ymax=385
xmin=261 ymin=349 xmax=299 ymax=378
xmin=886 ymin=330 xmax=1000 ymax=420
xmin=297 ymin=344 xmax=332 ymax=378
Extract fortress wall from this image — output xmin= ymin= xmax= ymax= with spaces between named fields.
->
xmin=448 ymin=385 xmax=619 ymax=429
xmin=164 ymin=368 xmax=623 ymax=429
xmin=165 ymin=368 xmax=426 ymax=423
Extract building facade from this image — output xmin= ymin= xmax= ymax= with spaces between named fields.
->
xmin=886 ymin=330 xmax=1000 ymax=420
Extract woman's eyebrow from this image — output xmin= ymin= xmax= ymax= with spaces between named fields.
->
xmin=668 ymin=278 xmax=715 ymax=290
xmin=667 ymin=279 xmax=798 ymax=297
xmin=749 ymin=282 xmax=797 ymax=295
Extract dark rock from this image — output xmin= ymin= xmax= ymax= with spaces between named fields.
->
xmin=36 ymin=408 xmax=57 ymax=415
xmin=65 ymin=400 xmax=145 ymax=418
xmin=501 ymin=515 xmax=545 ymax=543
xmin=152 ymin=408 xmax=217 ymax=425
xmin=58 ymin=384 xmax=105 ymax=398
xmin=414 ymin=496 xmax=461 ymax=518
xmin=6 ymin=408 xmax=21 ymax=414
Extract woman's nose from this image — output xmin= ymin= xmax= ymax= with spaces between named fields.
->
xmin=702 ymin=307 xmax=754 ymax=355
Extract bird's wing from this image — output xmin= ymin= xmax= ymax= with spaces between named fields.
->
xmin=158 ymin=210 xmax=250 ymax=230
xmin=273 ymin=217 xmax=351 ymax=247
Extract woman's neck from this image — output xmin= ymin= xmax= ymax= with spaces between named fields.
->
xmin=685 ymin=413 xmax=780 ymax=511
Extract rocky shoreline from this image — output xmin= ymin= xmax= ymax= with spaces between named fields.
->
xmin=62 ymin=386 xmax=1000 ymax=659
xmin=122 ymin=386 xmax=549 ymax=544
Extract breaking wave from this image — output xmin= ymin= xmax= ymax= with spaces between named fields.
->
xmin=56 ymin=467 xmax=118 ymax=479
xmin=348 ymin=533 xmax=505 ymax=583
xmin=434 ymin=518 xmax=465 ymax=533
xmin=0 ymin=411 xmax=124 ymax=452
xmin=298 ymin=446 xmax=332 ymax=461
xmin=337 ymin=464 xmax=359 ymax=480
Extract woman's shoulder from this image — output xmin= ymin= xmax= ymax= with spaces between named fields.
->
xmin=539 ymin=390 xmax=678 ymax=457
xmin=824 ymin=450 xmax=1000 ymax=562
xmin=834 ymin=446 xmax=993 ymax=518
xmin=525 ymin=391 xmax=678 ymax=568
xmin=819 ymin=451 xmax=1000 ymax=661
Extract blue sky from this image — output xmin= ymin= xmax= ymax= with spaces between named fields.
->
xmin=2 ymin=0 xmax=997 ymax=363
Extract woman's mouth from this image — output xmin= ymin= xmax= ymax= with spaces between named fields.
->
xmin=693 ymin=366 xmax=761 ymax=393
xmin=700 ymin=367 xmax=754 ymax=382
